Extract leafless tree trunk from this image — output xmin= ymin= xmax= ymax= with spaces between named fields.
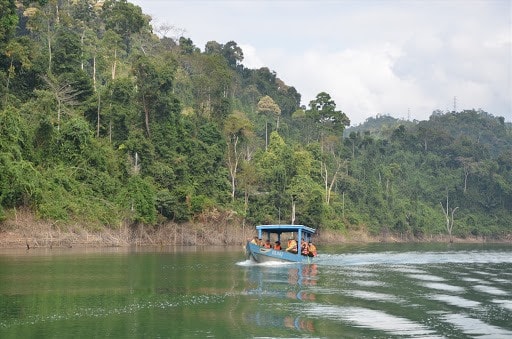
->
xmin=291 ymin=198 xmax=296 ymax=225
xmin=96 ymin=91 xmax=101 ymax=137
xmin=440 ymin=193 xmax=459 ymax=243
xmin=457 ymin=157 xmax=474 ymax=193
xmin=80 ymin=30 xmax=85 ymax=71
xmin=92 ymin=55 xmax=97 ymax=91
xmin=111 ymin=49 xmax=117 ymax=80
xmin=142 ymin=94 xmax=150 ymax=137
xmin=42 ymin=75 xmax=81 ymax=130
xmin=47 ymin=20 xmax=52 ymax=73
xmin=321 ymin=160 xmax=342 ymax=205
xmin=227 ymin=134 xmax=243 ymax=201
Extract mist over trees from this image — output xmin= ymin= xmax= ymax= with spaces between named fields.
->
xmin=1 ymin=0 xmax=511 ymax=239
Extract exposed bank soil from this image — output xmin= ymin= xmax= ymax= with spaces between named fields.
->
xmin=0 ymin=209 xmax=510 ymax=249
xmin=0 ymin=209 xmax=250 ymax=248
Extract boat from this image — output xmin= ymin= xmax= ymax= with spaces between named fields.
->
xmin=245 ymin=224 xmax=317 ymax=263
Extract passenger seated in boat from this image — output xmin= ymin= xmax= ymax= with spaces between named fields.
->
xmin=286 ymin=238 xmax=297 ymax=253
xmin=250 ymin=236 xmax=259 ymax=245
xmin=308 ymin=242 xmax=317 ymax=257
xmin=301 ymin=240 xmax=309 ymax=256
xmin=263 ymin=240 xmax=272 ymax=248
xmin=274 ymin=241 xmax=281 ymax=250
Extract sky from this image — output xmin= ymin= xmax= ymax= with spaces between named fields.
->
xmin=130 ymin=0 xmax=512 ymax=126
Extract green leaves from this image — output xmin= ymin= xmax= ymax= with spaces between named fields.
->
xmin=0 ymin=1 xmax=510 ymax=241
xmin=102 ymin=0 xmax=149 ymax=52
xmin=123 ymin=175 xmax=156 ymax=225
xmin=0 ymin=0 xmax=18 ymax=43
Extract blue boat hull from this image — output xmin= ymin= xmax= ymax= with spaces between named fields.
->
xmin=246 ymin=242 xmax=315 ymax=263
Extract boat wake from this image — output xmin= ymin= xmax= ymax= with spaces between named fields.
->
xmin=316 ymin=250 xmax=512 ymax=266
xmin=236 ymin=259 xmax=295 ymax=267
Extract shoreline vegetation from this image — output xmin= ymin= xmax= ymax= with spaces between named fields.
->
xmin=1 ymin=2 xmax=510 ymax=250
xmin=1 ymin=210 xmax=509 ymax=250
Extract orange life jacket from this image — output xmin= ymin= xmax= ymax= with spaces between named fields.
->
xmin=286 ymin=240 xmax=297 ymax=252
xmin=308 ymin=244 xmax=317 ymax=257
xmin=301 ymin=242 xmax=309 ymax=255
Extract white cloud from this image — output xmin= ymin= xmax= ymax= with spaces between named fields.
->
xmin=131 ymin=0 xmax=512 ymax=125
xmin=238 ymin=44 xmax=265 ymax=69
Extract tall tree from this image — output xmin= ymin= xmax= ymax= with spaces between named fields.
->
xmin=222 ymin=40 xmax=244 ymax=69
xmin=3 ymin=38 xmax=32 ymax=95
xmin=0 ymin=0 xmax=18 ymax=44
xmin=52 ymin=27 xmax=82 ymax=75
xmin=132 ymin=54 xmax=176 ymax=137
xmin=306 ymin=91 xmax=350 ymax=142
xmin=224 ymin=110 xmax=253 ymax=201
xmin=101 ymin=0 xmax=148 ymax=53
xmin=24 ymin=0 xmax=60 ymax=74
xmin=257 ymin=95 xmax=281 ymax=151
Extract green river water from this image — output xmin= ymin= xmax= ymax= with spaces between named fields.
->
xmin=1 ymin=243 xmax=511 ymax=338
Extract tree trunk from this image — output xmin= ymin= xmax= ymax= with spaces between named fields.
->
xmin=142 ymin=94 xmax=150 ymax=137
xmin=81 ymin=30 xmax=85 ymax=71
xmin=265 ymin=121 xmax=268 ymax=151
xmin=93 ymin=55 xmax=97 ymax=91
xmin=227 ymin=134 xmax=240 ymax=202
xmin=322 ymin=160 xmax=341 ymax=205
xmin=47 ymin=22 xmax=52 ymax=73
xmin=441 ymin=194 xmax=459 ymax=243
xmin=112 ymin=49 xmax=117 ymax=80
xmin=291 ymin=199 xmax=296 ymax=225
xmin=96 ymin=92 xmax=101 ymax=138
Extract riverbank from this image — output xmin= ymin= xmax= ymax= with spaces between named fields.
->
xmin=0 ymin=209 xmax=509 ymax=249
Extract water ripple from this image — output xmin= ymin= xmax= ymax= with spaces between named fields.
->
xmin=319 ymin=251 xmax=512 ymax=266
xmin=429 ymin=294 xmax=481 ymax=308
xmin=492 ymin=299 xmax=512 ymax=311
xmin=349 ymin=290 xmax=405 ymax=303
xmin=302 ymin=303 xmax=441 ymax=338
xmin=442 ymin=313 xmax=512 ymax=338
xmin=472 ymin=284 xmax=509 ymax=296
xmin=407 ymin=274 xmax=446 ymax=282
xmin=421 ymin=282 xmax=466 ymax=293
xmin=0 ymin=294 xmax=225 ymax=329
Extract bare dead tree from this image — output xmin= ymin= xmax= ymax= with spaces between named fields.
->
xmin=154 ymin=23 xmax=185 ymax=40
xmin=226 ymin=133 xmax=243 ymax=201
xmin=321 ymin=159 xmax=342 ymax=205
xmin=440 ymin=192 xmax=459 ymax=243
xmin=42 ymin=75 xmax=82 ymax=130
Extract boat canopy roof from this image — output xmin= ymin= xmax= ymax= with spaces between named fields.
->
xmin=256 ymin=224 xmax=316 ymax=235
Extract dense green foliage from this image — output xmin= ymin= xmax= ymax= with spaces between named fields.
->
xmin=0 ymin=1 xmax=510 ymax=238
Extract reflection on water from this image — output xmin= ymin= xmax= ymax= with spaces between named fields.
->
xmin=0 ymin=244 xmax=511 ymax=338
xmin=240 ymin=262 xmax=318 ymax=333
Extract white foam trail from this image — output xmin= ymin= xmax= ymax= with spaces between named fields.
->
xmin=318 ymin=251 xmax=512 ymax=266
xmin=236 ymin=260 xmax=294 ymax=267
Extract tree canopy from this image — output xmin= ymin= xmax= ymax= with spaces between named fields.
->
xmin=0 ymin=1 xmax=510 ymax=240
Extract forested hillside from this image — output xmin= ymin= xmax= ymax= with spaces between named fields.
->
xmin=1 ymin=0 xmax=511 ymax=241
